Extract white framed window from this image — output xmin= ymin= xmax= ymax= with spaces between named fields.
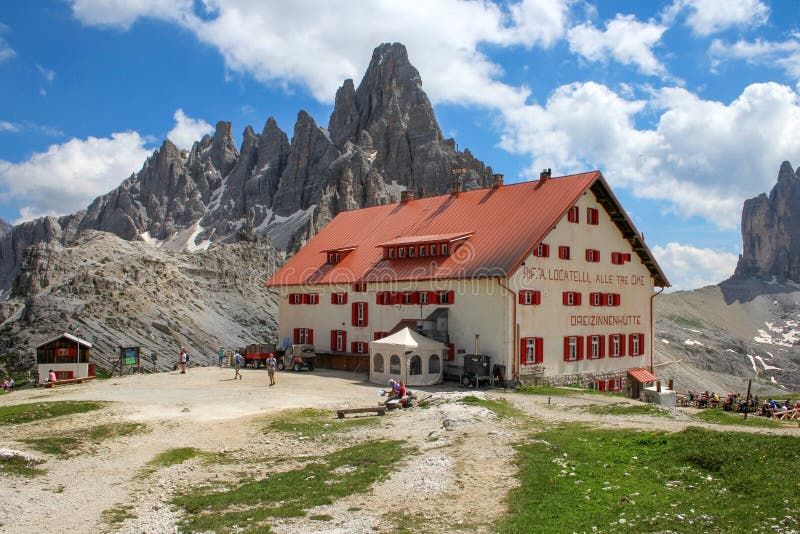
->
xmin=336 ymin=330 xmax=345 ymax=351
xmin=441 ymin=244 xmax=449 ymax=255
xmin=589 ymin=335 xmax=600 ymax=359
xmin=398 ymin=247 xmax=406 ymax=258
xmin=403 ymin=292 xmax=413 ymax=304
xmin=408 ymin=247 xmax=416 ymax=258
xmin=525 ymin=338 xmax=537 ymax=364
xmin=567 ymin=336 xmax=578 ymax=361
xmin=298 ymin=328 xmax=311 ymax=344
xmin=524 ymin=291 xmax=533 ymax=305
xmin=430 ymin=244 xmax=438 ymax=255
xmin=334 ymin=293 xmax=346 ymax=304
xmin=611 ymin=335 xmax=621 ymax=357
xmin=632 ymin=334 xmax=641 ymax=356
xmin=356 ymin=302 xmax=366 ymax=326
xmin=388 ymin=248 xmax=396 ymax=259
xmin=419 ymin=292 xmax=428 ymax=305
xmin=419 ymin=245 xmax=427 ymax=257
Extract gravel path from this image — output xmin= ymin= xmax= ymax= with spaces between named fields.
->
xmin=1 ymin=367 xmax=797 ymax=533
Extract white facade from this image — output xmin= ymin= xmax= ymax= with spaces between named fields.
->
xmin=275 ymin=189 xmax=657 ymax=386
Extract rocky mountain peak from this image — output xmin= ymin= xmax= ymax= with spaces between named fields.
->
xmin=734 ymin=160 xmax=800 ymax=281
xmin=0 ymin=42 xmax=493 ymax=296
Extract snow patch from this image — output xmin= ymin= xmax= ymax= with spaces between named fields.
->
xmin=186 ymin=223 xmax=212 ymax=253
xmin=684 ymin=339 xmax=704 ymax=346
xmin=661 ymin=339 xmax=670 ymax=344
xmin=746 ymin=354 xmax=758 ymax=374
xmin=754 ymin=355 xmax=782 ymax=371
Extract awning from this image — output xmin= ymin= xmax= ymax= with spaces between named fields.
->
xmin=628 ymin=368 xmax=658 ymax=383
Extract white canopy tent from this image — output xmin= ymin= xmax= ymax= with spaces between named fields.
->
xmin=369 ymin=327 xmax=446 ymax=386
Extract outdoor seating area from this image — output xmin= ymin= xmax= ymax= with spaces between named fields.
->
xmin=677 ymin=390 xmax=800 ymax=420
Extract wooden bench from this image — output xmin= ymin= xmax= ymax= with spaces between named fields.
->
xmin=40 ymin=376 xmax=96 ymax=388
xmin=772 ymin=408 xmax=799 ymax=421
xmin=336 ymin=407 xmax=386 ymax=419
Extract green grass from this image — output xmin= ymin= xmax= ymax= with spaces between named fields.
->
xmin=580 ymin=403 xmax=670 ymax=417
xmin=499 ymin=425 xmax=800 ymax=533
xmin=0 ymin=456 xmax=46 ymax=477
xmin=0 ymin=400 xmax=107 ymax=426
xmin=101 ymin=505 xmax=137 ymax=526
xmin=516 ymin=385 xmax=620 ymax=397
xmin=173 ymin=440 xmax=407 ymax=533
xmin=137 ymin=447 xmax=205 ymax=479
xmin=459 ymin=396 xmax=523 ymax=419
xmin=693 ymin=409 xmax=781 ymax=428
xmin=265 ymin=408 xmax=378 ymax=439
xmin=22 ymin=422 xmax=147 ymax=457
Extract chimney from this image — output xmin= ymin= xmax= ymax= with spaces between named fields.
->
xmin=539 ymin=168 xmax=551 ymax=182
xmin=451 ymin=167 xmax=466 ymax=196
xmin=492 ymin=173 xmax=504 ymax=189
xmin=400 ymin=190 xmax=414 ymax=203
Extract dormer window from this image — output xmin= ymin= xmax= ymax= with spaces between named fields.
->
xmin=408 ymin=247 xmax=415 ymax=258
xmin=388 ymin=248 xmax=396 ymax=259
xmin=441 ymin=244 xmax=449 ymax=255
xmin=327 ymin=252 xmax=341 ymax=264
xmin=398 ymin=247 xmax=406 ymax=258
xmin=430 ymin=244 xmax=438 ymax=256
xmin=419 ymin=245 xmax=427 ymax=257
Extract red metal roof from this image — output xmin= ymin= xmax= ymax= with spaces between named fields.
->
xmin=267 ymin=171 xmax=668 ymax=287
xmin=627 ymin=368 xmax=658 ymax=383
xmin=377 ymin=232 xmax=473 ymax=247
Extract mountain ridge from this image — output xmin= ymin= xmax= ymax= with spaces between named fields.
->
xmin=0 ymin=42 xmax=494 ymax=296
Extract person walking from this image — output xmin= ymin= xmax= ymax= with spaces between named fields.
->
xmin=179 ymin=348 xmax=188 ymax=374
xmin=234 ymin=351 xmax=243 ymax=380
xmin=218 ymin=347 xmax=225 ymax=366
xmin=267 ymin=353 xmax=277 ymax=386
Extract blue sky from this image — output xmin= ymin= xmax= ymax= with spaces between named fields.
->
xmin=1 ymin=0 xmax=799 ymax=291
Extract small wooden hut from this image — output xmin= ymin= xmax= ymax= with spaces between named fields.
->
xmin=35 ymin=333 xmax=94 ymax=382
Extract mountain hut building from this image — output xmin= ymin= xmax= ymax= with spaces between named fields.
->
xmin=266 ymin=170 xmax=669 ymax=391
xmin=35 ymin=332 xmax=95 ymax=382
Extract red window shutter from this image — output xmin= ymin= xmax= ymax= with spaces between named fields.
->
xmin=625 ymin=253 xmax=632 ymax=262
xmin=536 ymin=337 xmax=543 ymax=363
xmin=410 ymin=292 xmax=420 ymax=304
xmin=331 ymin=293 xmax=337 ymax=305
xmin=342 ymin=331 xmax=347 ymax=351
xmin=447 ymin=290 xmax=454 ymax=304
xmin=575 ymin=292 xmax=582 ymax=306
xmin=563 ymin=337 xmax=570 ymax=361
xmin=303 ymin=294 xmax=310 ymax=304
xmin=351 ymin=341 xmax=357 ymax=353
xmin=446 ymin=343 xmax=455 ymax=361
xmin=628 ymin=334 xmax=634 ymax=356
xmin=585 ymin=249 xmax=591 ymax=262
xmin=599 ymin=379 xmax=606 ymax=391
xmin=351 ymin=302 xmax=357 ymax=326
xmin=562 ymin=292 xmax=569 ymax=306
xmin=293 ymin=328 xmax=300 ymax=344
xmin=330 ymin=330 xmax=337 ymax=351
xmin=599 ymin=335 xmax=606 ymax=358
xmin=342 ymin=293 xmax=348 ymax=304
xmin=590 ymin=292 xmax=598 ymax=306
xmin=534 ymin=291 xmax=541 ymax=305
xmin=518 ymin=292 xmax=525 ymax=305
xmin=577 ymin=336 xmax=584 ymax=360
xmin=543 ymin=244 xmax=550 ymax=257
xmin=362 ymin=303 xmax=368 ymax=326
xmin=308 ymin=329 xmax=314 ymax=345
xmin=618 ymin=334 xmax=625 ymax=356
xmin=391 ymin=292 xmax=402 ymax=305
xmin=520 ymin=338 xmax=527 ymax=365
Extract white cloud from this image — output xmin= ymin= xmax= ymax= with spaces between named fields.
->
xmin=36 ymin=64 xmax=56 ymax=83
xmin=710 ymin=35 xmax=800 ymax=86
xmin=664 ymin=0 xmax=768 ymax=36
xmin=0 ymin=132 xmax=150 ymax=223
xmin=67 ymin=0 xmax=566 ymax=108
xmin=567 ymin=14 xmax=668 ymax=76
xmin=0 ymin=23 xmax=14 ymax=62
xmin=69 ymin=0 xmax=192 ymax=30
xmin=167 ymin=109 xmax=213 ymax=150
xmin=499 ymin=81 xmax=800 ymax=228
xmin=652 ymin=242 xmax=738 ymax=290
xmin=0 ymin=121 xmax=19 ymax=132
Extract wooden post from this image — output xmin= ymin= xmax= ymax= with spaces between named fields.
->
xmin=668 ymin=379 xmax=674 ymax=391
xmin=656 ymin=380 xmax=661 ymax=392
xmin=743 ymin=379 xmax=752 ymax=420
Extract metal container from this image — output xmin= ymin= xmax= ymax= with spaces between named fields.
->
xmin=463 ymin=354 xmax=491 ymax=376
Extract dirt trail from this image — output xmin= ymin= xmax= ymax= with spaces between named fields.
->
xmin=1 ymin=368 xmax=797 ymax=533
